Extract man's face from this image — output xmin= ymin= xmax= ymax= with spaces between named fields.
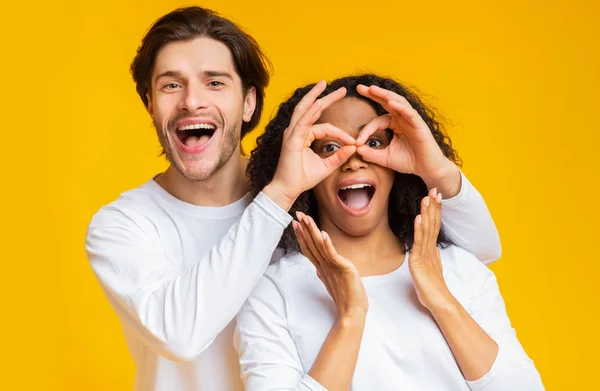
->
xmin=147 ymin=37 xmax=256 ymax=181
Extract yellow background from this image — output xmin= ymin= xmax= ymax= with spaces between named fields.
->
xmin=2 ymin=0 xmax=597 ymax=389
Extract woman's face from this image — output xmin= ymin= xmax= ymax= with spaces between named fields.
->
xmin=311 ymin=97 xmax=395 ymax=237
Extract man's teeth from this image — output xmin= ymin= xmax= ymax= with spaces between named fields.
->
xmin=177 ymin=123 xmax=216 ymax=131
xmin=340 ymin=184 xmax=373 ymax=190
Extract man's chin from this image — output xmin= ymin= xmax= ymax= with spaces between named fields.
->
xmin=165 ymin=155 xmax=218 ymax=182
xmin=179 ymin=163 xmax=219 ymax=182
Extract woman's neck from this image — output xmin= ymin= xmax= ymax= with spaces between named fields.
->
xmin=319 ymin=215 xmax=406 ymax=277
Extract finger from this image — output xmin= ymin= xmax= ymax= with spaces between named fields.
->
xmin=434 ymin=192 xmax=442 ymax=237
xmin=292 ymin=219 xmax=316 ymax=261
xmin=318 ymin=87 xmax=347 ymax=112
xmin=356 ymin=86 xmax=426 ymax=137
xmin=322 ymin=145 xmax=357 ymax=173
xmin=427 ymin=189 xmax=438 ymax=235
xmin=289 ymin=80 xmax=327 ymax=131
xmin=292 ymin=87 xmax=348 ymax=140
xmin=303 ymin=215 xmax=330 ymax=262
xmin=357 ymin=84 xmax=411 ymax=109
xmin=420 ymin=195 xmax=431 ymax=245
xmin=355 ymin=114 xmax=392 ymax=145
xmin=412 ymin=214 xmax=424 ymax=254
xmin=356 ymin=145 xmax=389 ymax=167
xmin=293 ymin=219 xmax=326 ymax=276
xmin=310 ymin=123 xmax=356 ymax=145
xmin=387 ymin=99 xmax=426 ymax=131
xmin=297 ymin=212 xmax=327 ymax=264
xmin=322 ymin=231 xmax=354 ymax=270
xmin=356 ymin=85 xmax=398 ymax=112
xmin=289 ymin=99 xmax=323 ymax=140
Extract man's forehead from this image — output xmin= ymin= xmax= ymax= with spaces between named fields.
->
xmin=153 ymin=37 xmax=237 ymax=77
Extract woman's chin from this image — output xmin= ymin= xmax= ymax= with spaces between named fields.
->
xmin=334 ymin=218 xmax=378 ymax=237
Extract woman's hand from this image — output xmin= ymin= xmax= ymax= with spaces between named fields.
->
xmin=355 ymin=85 xmax=461 ymax=197
xmin=409 ymin=188 xmax=456 ymax=311
xmin=292 ymin=212 xmax=368 ymax=320
xmin=266 ymin=81 xmax=357 ymax=211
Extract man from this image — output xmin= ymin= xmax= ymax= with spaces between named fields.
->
xmin=86 ymin=6 xmax=501 ymax=391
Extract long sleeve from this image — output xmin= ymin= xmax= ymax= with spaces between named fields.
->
xmin=463 ymin=252 xmax=545 ymax=391
xmin=441 ymin=171 xmax=502 ymax=264
xmin=234 ymin=274 xmax=326 ymax=391
xmin=85 ymin=192 xmax=291 ymax=362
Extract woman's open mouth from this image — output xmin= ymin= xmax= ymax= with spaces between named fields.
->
xmin=175 ymin=123 xmax=216 ymax=153
xmin=337 ymin=182 xmax=376 ymax=217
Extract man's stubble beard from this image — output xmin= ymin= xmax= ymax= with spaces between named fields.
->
xmin=156 ymin=117 xmax=242 ymax=182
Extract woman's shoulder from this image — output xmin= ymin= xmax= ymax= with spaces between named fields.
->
xmin=439 ymin=244 xmax=496 ymax=289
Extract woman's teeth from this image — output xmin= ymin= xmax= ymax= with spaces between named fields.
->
xmin=340 ymin=183 xmax=372 ymax=190
xmin=338 ymin=184 xmax=375 ymax=211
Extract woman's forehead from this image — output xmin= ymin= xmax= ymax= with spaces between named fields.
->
xmin=317 ymin=97 xmax=378 ymax=130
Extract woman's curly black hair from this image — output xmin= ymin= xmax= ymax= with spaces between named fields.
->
xmin=248 ymin=74 xmax=462 ymax=254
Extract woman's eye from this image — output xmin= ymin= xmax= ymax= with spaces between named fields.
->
xmin=367 ymin=139 xmax=383 ymax=148
xmin=322 ymin=144 xmax=340 ymax=153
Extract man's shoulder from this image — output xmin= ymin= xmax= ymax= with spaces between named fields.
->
xmin=88 ymin=179 xmax=164 ymax=231
xmin=264 ymin=251 xmax=315 ymax=288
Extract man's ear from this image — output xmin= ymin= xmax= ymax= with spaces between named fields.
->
xmin=242 ymin=86 xmax=257 ymax=123
xmin=146 ymin=92 xmax=154 ymax=118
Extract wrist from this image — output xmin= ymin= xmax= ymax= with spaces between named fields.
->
xmin=421 ymin=161 xmax=461 ymax=199
xmin=263 ymin=180 xmax=297 ymax=211
xmin=427 ymin=293 xmax=461 ymax=317
xmin=337 ymin=311 xmax=367 ymax=330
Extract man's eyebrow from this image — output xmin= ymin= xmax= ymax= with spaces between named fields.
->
xmin=154 ymin=70 xmax=182 ymax=84
xmin=202 ymin=70 xmax=234 ymax=80
xmin=153 ymin=70 xmax=234 ymax=84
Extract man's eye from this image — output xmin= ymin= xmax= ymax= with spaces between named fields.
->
xmin=367 ymin=139 xmax=383 ymax=148
xmin=209 ymin=81 xmax=224 ymax=87
xmin=164 ymin=83 xmax=180 ymax=90
xmin=322 ymin=144 xmax=340 ymax=153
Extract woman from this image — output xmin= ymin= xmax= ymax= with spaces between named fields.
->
xmin=235 ymin=74 xmax=544 ymax=390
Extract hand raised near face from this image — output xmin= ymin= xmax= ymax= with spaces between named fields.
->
xmin=354 ymin=85 xmax=459 ymax=193
xmin=267 ymin=82 xmax=357 ymax=210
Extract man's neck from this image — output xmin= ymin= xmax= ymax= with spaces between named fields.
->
xmin=155 ymin=156 xmax=250 ymax=207
xmin=320 ymin=214 xmax=406 ymax=277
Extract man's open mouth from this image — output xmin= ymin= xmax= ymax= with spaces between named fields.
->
xmin=337 ymin=183 xmax=375 ymax=211
xmin=176 ymin=123 xmax=216 ymax=147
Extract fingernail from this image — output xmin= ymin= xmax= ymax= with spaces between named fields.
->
xmin=295 ymin=211 xmax=302 ymax=221
xmin=321 ymin=231 xmax=327 ymax=240
xmin=416 ymin=215 xmax=422 ymax=224
xmin=437 ymin=193 xmax=442 ymax=203
xmin=424 ymin=197 xmax=429 ymax=207
xmin=432 ymin=188 xmax=437 ymax=198
xmin=292 ymin=220 xmax=298 ymax=230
